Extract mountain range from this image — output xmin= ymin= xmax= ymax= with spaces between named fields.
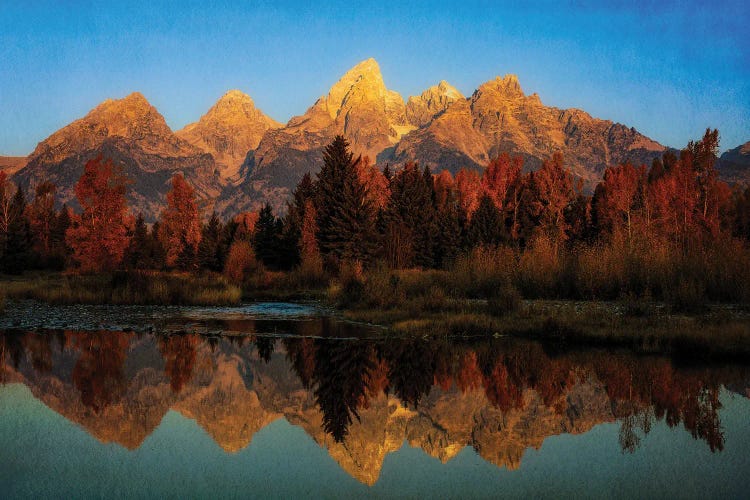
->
xmin=4 ymin=58 xmax=747 ymax=220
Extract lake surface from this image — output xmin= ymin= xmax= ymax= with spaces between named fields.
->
xmin=0 ymin=302 xmax=748 ymax=498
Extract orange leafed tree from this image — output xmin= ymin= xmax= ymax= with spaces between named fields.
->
xmin=159 ymin=174 xmax=202 ymax=268
xmin=433 ymin=170 xmax=455 ymax=209
xmin=356 ymin=156 xmax=390 ymax=211
xmin=455 ymin=168 xmax=482 ymax=219
xmin=595 ymin=163 xmax=645 ymax=239
xmin=481 ymin=153 xmax=523 ymax=211
xmin=65 ymin=157 xmax=131 ymax=272
xmin=529 ymin=152 xmax=575 ymax=242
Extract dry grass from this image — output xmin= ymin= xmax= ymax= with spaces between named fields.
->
xmin=344 ymin=299 xmax=750 ymax=358
xmin=1 ymin=271 xmax=242 ymax=306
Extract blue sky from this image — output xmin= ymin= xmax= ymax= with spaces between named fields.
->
xmin=1 ymin=1 xmax=748 ymax=156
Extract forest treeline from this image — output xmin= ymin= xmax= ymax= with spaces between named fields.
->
xmin=1 ymin=128 xmax=749 ymax=306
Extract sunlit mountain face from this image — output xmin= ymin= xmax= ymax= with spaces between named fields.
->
xmin=1 ymin=324 xmax=747 ymax=490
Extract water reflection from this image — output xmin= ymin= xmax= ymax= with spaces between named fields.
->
xmin=1 ymin=322 xmax=748 ymax=483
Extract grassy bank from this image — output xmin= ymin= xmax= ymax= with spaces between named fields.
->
xmin=330 ymin=263 xmax=750 ymax=359
xmin=1 ymin=271 xmax=241 ymax=306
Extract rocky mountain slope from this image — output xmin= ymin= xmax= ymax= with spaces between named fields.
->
xmin=391 ymin=74 xmax=665 ymax=190
xmin=220 ymin=60 xmax=667 ymax=212
xmin=12 ymin=92 xmax=222 ymax=220
xmin=217 ymin=58 xmax=416 ymax=213
xmin=176 ymin=90 xmax=281 ymax=185
xmin=0 ymin=156 xmax=27 ymax=176
xmin=717 ymin=140 xmax=750 ymax=185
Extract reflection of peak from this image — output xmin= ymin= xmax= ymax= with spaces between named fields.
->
xmin=3 ymin=329 xmax=741 ymax=485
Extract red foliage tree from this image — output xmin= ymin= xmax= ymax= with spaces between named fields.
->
xmin=65 ymin=157 xmax=131 ymax=272
xmin=455 ymin=168 xmax=482 ymax=219
xmin=481 ymin=153 xmax=523 ymax=212
xmin=159 ymin=174 xmax=202 ymax=268
xmin=594 ymin=163 xmax=645 ymax=239
xmin=528 ymin=152 xmax=575 ymax=242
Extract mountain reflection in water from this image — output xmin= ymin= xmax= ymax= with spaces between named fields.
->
xmin=1 ymin=317 xmax=749 ymax=487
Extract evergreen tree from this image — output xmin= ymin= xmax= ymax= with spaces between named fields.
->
xmin=435 ymin=199 xmax=465 ymax=267
xmin=468 ymin=194 xmax=505 ymax=247
xmin=253 ymin=203 xmax=280 ymax=268
xmin=197 ymin=212 xmax=223 ymax=272
xmin=49 ymin=205 xmax=72 ymax=269
xmin=124 ymin=214 xmax=151 ymax=269
xmin=315 ymin=136 xmax=377 ymax=265
xmin=382 ymin=163 xmax=437 ymax=268
xmin=149 ymin=222 xmax=167 ymax=270
xmin=1 ymin=186 xmax=30 ymax=274
xmin=176 ymin=233 xmax=197 ymax=271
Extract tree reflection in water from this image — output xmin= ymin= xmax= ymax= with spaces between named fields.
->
xmin=159 ymin=334 xmax=198 ymax=394
xmin=1 ymin=327 xmax=747 ymax=454
xmin=69 ymin=331 xmax=130 ymax=414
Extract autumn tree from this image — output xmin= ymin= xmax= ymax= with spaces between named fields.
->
xmin=159 ymin=174 xmax=201 ymax=270
xmin=593 ymin=163 xmax=645 ymax=239
xmin=65 ymin=157 xmax=131 ymax=273
xmin=482 ymin=153 xmax=523 ymax=213
xmin=455 ymin=168 xmax=482 ymax=219
xmin=527 ymin=152 xmax=575 ymax=243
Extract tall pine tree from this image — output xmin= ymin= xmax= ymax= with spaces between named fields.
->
xmin=315 ymin=136 xmax=376 ymax=266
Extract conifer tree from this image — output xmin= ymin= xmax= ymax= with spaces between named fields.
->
xmin=28 ymin=181 xmax=57 ymax=265
xmin=253 ymin=203 xmax=280 ymax=268
xmin=197 ymin=212 xmax=223 ymax=272
xmin=124 ymin=214 xmax=151 ymax=269
xmin=1 ymin=186 xmax=30 ymax=274
xmin=381 ymin=163 xmax=437 ymax=268
xmin=468 ymin=194 xmax=505 ymax=247
xmin=315 ymin=136 xmax=376 ymax=265
xmin=49 ymin=204 xmax=72 ymax=269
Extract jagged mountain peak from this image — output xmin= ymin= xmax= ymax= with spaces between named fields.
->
xmin=27 ymin=92 xmax=193 ymax=165
xmin=324 ymin=58 xmax=391 ymax=119
xmin=406 ymin=80 xmax=466 ymax=127
xmin=476 ymin=74 xmax=525 ymax=98
xmin=176 ymin=89 xmax=282 ymax=183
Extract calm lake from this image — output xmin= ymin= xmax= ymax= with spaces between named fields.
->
xmin=0 ymin=302 xmax=748 ymax=498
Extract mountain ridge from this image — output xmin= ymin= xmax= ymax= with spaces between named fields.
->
xmin=8 ymin=58 xmax=746 ymax=217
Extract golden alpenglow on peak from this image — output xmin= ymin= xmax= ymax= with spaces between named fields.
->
xmin=176 ymin=89 xmax=282 ymax=183
xmin=324 ymin=57 xmax=389 ymax=119
xmin=406 ymin=80 xmax=466 ymax=127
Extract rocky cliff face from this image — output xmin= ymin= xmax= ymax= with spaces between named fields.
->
xmin=718 ymin=140 xmax=750 ymax=185
xmin=392 ymin=74 xmax=665 ymax=191
xmin=176 ymin=90 xmax=281 ymax=185
xmin=12 ymin=92 xmax=222 ymax=221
